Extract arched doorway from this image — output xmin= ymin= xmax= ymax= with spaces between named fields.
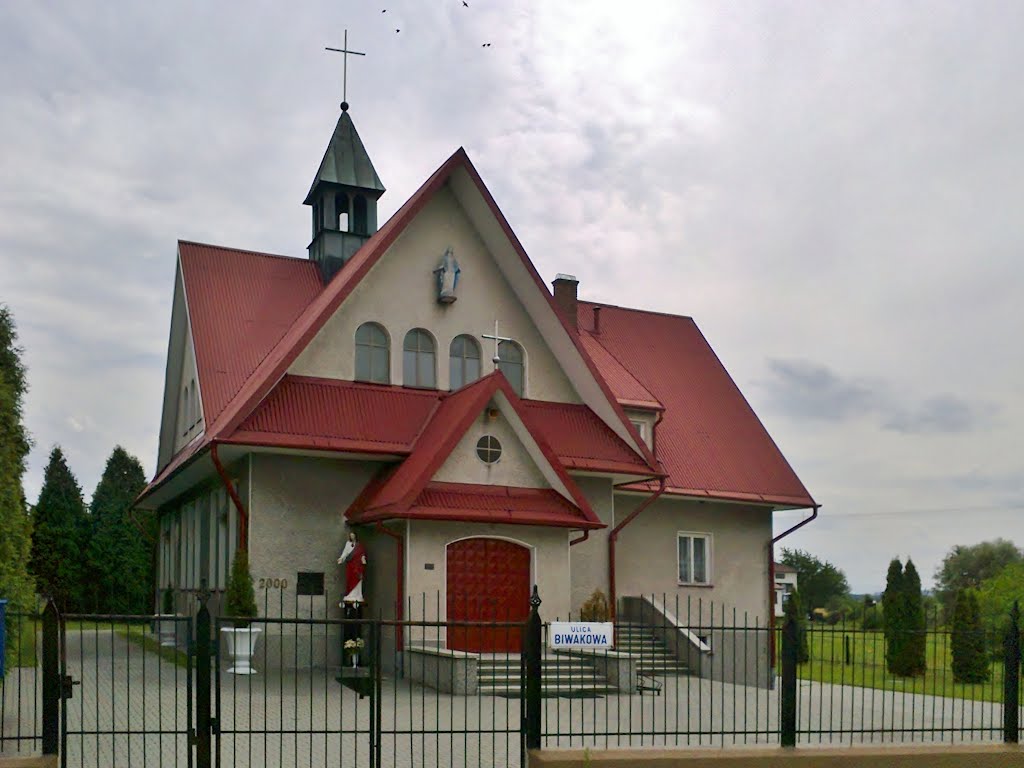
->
xmin=446 ymin=538 xmax=531 ymax=652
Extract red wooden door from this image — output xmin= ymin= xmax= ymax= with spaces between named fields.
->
xmin=446 ymin=538 xmax=531 ymax=652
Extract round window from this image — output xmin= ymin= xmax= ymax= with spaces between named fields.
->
xmin=476 ymin=435 xmax=502 ymax=464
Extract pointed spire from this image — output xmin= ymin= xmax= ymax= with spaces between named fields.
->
xmin=304 ymin=109 xmax=385 ymax=205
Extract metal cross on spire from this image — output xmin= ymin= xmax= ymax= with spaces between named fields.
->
xmin=325 ymin=29 xmax=366 ymax=112
xmin=482 ymin=320 xmax=514 ymax=371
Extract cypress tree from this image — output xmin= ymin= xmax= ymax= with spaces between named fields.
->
xmin=883 ymin=558 xmax=906 ymax=675
xmin=30 ymin=446 xmax=89 ymax=610
xmin=87 ymin=447 xmax=151 ymax=614
xmin=901 ymin=559 xmax=927 ymax=676
xmin=0 ymin=305 xmax=35 ymax=612
xmin=951 ymin=588 xmax=989 ymax=684
xmin=782 ymin=587 xmax=809 ymax=663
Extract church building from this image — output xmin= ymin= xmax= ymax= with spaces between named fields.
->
xmin=138 ymin=97 xmax=816 ymax=670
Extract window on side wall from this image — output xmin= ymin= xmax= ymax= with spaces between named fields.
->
xmin=677 ymin=532 xmax=711 ymax=585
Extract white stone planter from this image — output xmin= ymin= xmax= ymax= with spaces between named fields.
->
xmin=156 ymin=614 xmax=178 ymax=647
xmin=221 ymin=626 xmax=262 ymax=675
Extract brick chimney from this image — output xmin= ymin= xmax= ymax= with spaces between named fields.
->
xmin=552 ymin=273 xmax=579 ymax=329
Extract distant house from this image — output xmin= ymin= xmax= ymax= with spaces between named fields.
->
xmin=773 ymin=563 xmax=798 ymax=617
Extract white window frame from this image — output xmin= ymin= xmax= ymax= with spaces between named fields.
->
xmin=677 ymin=531 xmax=712 ymax=586
xmin=629 ymin=419 xmax=647 ymax=442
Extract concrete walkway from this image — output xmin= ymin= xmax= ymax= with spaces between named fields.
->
xmin=4 ymin=630 xmax=1019 ymax=767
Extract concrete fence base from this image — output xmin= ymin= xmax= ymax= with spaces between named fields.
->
xmin=0 ymin=757 xmax=58 ymax=768
xmin=529 ymin=744 xmax=1024 ymax=767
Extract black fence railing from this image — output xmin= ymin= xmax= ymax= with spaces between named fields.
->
xmin=3 ymin=590 xmax=1024 ymax=766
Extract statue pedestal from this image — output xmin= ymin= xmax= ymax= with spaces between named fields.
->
xmin=336 ymin=666 xmax=372 ymax=698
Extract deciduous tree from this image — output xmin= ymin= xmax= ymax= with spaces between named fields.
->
xmin=935 ymin=539 xmax=1021 ymax=617
xmin=779 ymin=549 xmax=850 ymax=612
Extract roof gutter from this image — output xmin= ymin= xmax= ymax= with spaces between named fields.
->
xmin=768 ymin=504 xmax=819 ymax=666
xmin=375 ymin=521 xmax=404 ymax=651
xmin=212 ymin=442 xmax=249 ymax=552
xmin=608 ymin=476 xmax=667 ymax=621
xmin=569 ymin=530 xmax=589 ymax=546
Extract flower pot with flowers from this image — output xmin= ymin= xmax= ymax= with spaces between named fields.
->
xmin=221 ymin=550 xmax=262 ymax=675
xmin=344 ymin=637 xmax=364 ymax=669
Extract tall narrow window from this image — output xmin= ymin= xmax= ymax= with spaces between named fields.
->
xmin=355 ymin=322 xmax=390 ymax=383
xmin=190 ymin=378 xmax=198 ymax=426
xmin=497 ymin=340 xmax=524 ymax=396
xmin=403 ymin=329 xmax=436 ymax=388
xmin=181 ymin=384 xmax=190 ymax=436
xmin=449 ymin=335 xmax=481 ymax=390
xmin=678 ymin=533 xmax=711 ymax=584
xmin=353 ymin=195 xmax=369 ymax=235
xmin=335 ymin=192 xmax=350 ymax=232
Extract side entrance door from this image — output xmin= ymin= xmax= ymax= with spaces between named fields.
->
xmin=446 ymin=537 xmax=531 ymax=652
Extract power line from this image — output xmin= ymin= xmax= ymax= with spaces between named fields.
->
xmin=776 ymin=503 xmax=1024 ymax=520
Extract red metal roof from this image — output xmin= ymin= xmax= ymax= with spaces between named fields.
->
xmin=577 ymin=302 xmax=816 ymax=508
xmin=179 ymin=242 xmax=322 ymax=424
xmin=350 ymin=482 xmax=601 ymax=528
xmin=224 ymin=374 xmax=653 ymax=477
xmin=578 ymin=333 xmax=661 ymax=409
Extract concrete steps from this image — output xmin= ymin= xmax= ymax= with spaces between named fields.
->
xmin=476 ymin=656 xmax=614 ymax=696
xmin=615 ymin=622 xmax=690 ymax=677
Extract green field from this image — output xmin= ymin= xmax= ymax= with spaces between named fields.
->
xmin=782 ymin=624 xmax=1015 ymax=704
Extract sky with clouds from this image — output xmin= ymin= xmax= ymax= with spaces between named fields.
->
xmin=2 ymin=1 xmax=1021 ymax=592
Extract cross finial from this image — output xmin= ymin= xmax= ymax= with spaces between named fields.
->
xmin=325 ymin=30 xmax=366 ymax=112
xmin=482 ymin=320 xmax=514 ymax=370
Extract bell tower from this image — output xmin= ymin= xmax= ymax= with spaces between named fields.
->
xmin=305 ymin=104 xmax=385 ymax=282
xmin=306 ymin=33 xmax=385 ymax=283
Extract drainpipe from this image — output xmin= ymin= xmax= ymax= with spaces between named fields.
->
xmin=768 ymin=504 xmax=820 ymax=667
xmin=569 ymin=530 xmax=589 ymax=546
xmin=375 ymin=521 xmax=404 ymax=651
xmin=211 ymin=443 xmax=249 ymax=552
xmin=608 ymin=477 xmax=667 ymax=621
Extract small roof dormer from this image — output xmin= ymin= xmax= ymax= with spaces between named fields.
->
xmin=305 ymin=106 xmax=386 ymax=283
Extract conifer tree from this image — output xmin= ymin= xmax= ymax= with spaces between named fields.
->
xmin=951 ymin=588 xmax=989 ymax=683
xmin=782 ymin=587 xmax=809 ymax=663
xmin=883 ymin=558 xmax=906 ymax=675
xmin=0 ymin=306 xmax=35 ymax=611
xmin=30 ymin=446 xmax=89 ymax=610
xmin=901 ymin=559 xmax=927 ymax=676
xmin=87 ymin=447 xmax=151 ymax=614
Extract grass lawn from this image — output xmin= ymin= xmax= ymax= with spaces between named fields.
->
xmin=780 ymin=623 xmax=1015 ymax=704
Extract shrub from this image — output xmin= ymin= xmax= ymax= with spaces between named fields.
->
xmin=579 ymin=589 xmax=610 ymax=622
xmin=223 ymin=550 xmax=257 ymax=629
xmin=951 ymin=588 xmax=989 ymax=684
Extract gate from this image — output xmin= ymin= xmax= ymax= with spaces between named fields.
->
xmin=35 ymin=589 xmax=534 ymax=767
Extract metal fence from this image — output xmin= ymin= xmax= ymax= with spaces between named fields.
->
xmin=3 ymin=590 xmax=1024 ymax=766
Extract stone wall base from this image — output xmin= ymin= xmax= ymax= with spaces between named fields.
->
xmin=529 ymin=744 xmax=1024 ymax=768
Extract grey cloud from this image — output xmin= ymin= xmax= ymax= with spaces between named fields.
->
xmin=763 ymin=358 xmax=995 ymax=436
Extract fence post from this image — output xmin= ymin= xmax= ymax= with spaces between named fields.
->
xmin=195 ymin=584 xmax=212 ymax=768
xmin=1004 ymin=601 xmax=1020 ymax=744
xmin=41 ymin=599 xmax=60 ymax=756
xmin=524 ymin=586 xmax=542 ymax=752
xmin=780 ymin=613 xmax=798 ymax=748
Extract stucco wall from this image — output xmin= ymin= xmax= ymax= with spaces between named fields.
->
xmin=172 ymin=320 xmax=203 ymax=454
xmin=432 ymin=401 xmax=547 ymax=488
xmin=404 ymin=520 xmax=571 ymax=639
xmin=289 ymin=184 xmax=579 ymax=403
xmin=611 ymin=494 xmax=772 ymax=624
xmin=568 ymin=476 xmax=615 ymax=615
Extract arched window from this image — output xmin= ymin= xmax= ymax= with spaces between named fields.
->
xmin=498 ymin=340 xmax=524 ymax=396
xmin=355 ymin=322 xmax=390 ymax=383
xmin=181 ymin=384 xmax=190 ymax=436
xmin=335 ymin=192 xmax=350 ymax=232
xmin=449 ymin=335 xmax=481 ymax=391
xmin=403 ymin=329 xmax=436 ymax=388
